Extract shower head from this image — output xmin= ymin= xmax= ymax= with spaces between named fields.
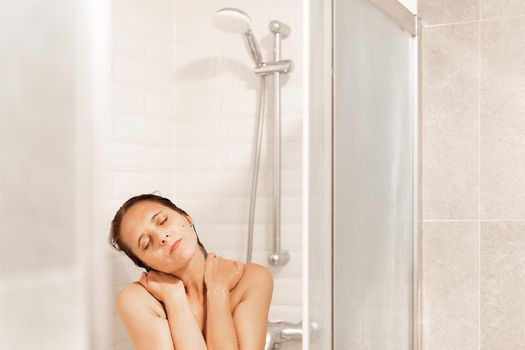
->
xmin=213 ymin=8 xmax=263 ymax=67
xmin=213 ymin=7 xmax=251 ymax=34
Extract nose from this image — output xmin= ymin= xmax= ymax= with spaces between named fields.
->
xmin=161 ymin=234 xmax=169 ymax=244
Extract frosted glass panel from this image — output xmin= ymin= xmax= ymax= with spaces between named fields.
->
xmin=333 ymin=0 xmax=414 ymax=349
xmin=0 ymin=0 xmax=76 ymax=273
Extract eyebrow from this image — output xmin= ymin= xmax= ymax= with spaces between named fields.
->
xmin=137 ymin=209 xmax=163 ymax=249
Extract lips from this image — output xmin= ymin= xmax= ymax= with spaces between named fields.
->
xmin=170 ymin=239 xmax=182 ymax=255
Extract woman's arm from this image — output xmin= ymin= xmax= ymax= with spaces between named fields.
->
xmin=117 ymin=282 xmax=207 ymax=350
xmin=205 ymin=262 xmax=274 ymax=350
xmin=204 ymin=253 xmax=245 ymax=350
xmin=205 ymin=285 xmax=239 ymax=350
xmin=136 ymin=271 xmax=207 ymax=350
xmin=232 ymin=264 xmax=273 ymax=350
xmin=163 ymin=288 xmax=207 ymax=350
xmin=116 ymin=283 xmax=175 ymax=350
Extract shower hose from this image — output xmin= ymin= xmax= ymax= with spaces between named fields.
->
xmin=246 ymin=76 xmax=266 ymax=263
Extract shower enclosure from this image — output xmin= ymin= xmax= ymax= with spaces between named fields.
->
xmin=0 ymin=0 xmax=419 ymax=349
xmin=305 ymin=0 xmax=420 ymax=349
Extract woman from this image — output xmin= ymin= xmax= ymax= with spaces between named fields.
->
xmin=109 ymin=194 xmax=273 ymax=350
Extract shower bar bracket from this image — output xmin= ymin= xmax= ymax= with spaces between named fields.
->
xmin=254 ymin=60 xmax=294 ymax=76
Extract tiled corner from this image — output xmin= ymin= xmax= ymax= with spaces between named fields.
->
xmin=422 ymin=221 xmax=479 ymax=350
xmin=421 ymin=23 xmax=480 ymax=220
xmin=480 ymin=16 xmax=525 ymax=219
xmin=419 ymin=0 xmax=479 ymax=26
xmin=481 ymin=221 xmax=525 ymax=349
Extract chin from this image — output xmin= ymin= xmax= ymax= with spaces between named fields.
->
xmin=171 ymin=243 xmax=197 ymax=267
xmin=181 ymin=239 xmax=200 ymax=257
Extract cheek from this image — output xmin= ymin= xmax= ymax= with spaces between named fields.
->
xmin=135 ymin=250 xmax=151 ymax=265
xmin=142 ymin=253 xmax=164 ymax=270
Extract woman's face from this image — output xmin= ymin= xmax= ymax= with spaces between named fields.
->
xmin=119 ymin=200 xmax=198 ymax=273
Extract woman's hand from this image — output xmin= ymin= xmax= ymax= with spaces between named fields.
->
xmin=138 ymin=270 xmax=185 ymax=303
xmin=204 ymin=253 xmax=245 ymax=292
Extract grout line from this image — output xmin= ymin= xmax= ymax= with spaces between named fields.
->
xmin=423 ymin=18 xmax=480 ymax=28
xmin=422 ymin=219 xmax=525 ymax=222
xmin=422 ymin=219 xmax=480 ymax=221
xmin=422 ymin=14 xmax=525 ymax=28
xmin=478 ymin=6 xmax=482 ymax=349
xmin=478 ymin=13 xmax=525 ymax=22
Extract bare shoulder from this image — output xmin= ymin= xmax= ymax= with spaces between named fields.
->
xmin=243 ymin=263 xmax=273 ymax=283
xmin=116 ymin=281 xmax=167 ymax=319
xmin=115 ymin=282 xmax=176 ymax=349
xmin=216 ymin=256 xmax=272 ymax=285
xmin=237 ymin=262 xmax=274 ymax=297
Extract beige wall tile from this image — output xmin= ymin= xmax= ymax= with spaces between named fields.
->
xmin=422 ymin=23 xmax=479 ymax=219
xmin=481 ymin=17 xmax=525 ymax=219
xmin=481 ymin=222 xmax=525 ymax=349
xmin=422 ymin=221 xmax=479 ymax=350
xmin=419 ymin=0 xmax=479 ymax=26
xmin=481 ymin=0 xmax=525 ymax=20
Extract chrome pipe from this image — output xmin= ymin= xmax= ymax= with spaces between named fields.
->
xmin=264 ymin=320 xmax=321 ymax=349
xmin=265 ymin=321 xmax=303 ymax=350
xmin=268 ymin=20 xmax=290 ymax=266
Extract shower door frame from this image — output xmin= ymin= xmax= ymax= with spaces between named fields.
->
xmin=304 ymin=0 xmax=422 ymax=349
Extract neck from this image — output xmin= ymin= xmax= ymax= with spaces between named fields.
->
xmin=173 ymin=247 xmax=206 ymax=300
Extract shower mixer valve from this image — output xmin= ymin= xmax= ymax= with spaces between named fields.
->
xmin=265 ymin=321 xmax=303 ymax=350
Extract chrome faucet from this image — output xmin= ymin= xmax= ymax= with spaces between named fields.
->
xmin=265 ymin=321 xmax=303 ymax=350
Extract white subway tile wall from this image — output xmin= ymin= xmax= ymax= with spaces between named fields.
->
xmin=109 ymin=1 xmax=303 ymax=349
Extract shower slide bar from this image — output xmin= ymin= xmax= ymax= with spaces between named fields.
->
xmin=248 ymin=20 xmax=293 ymax=266
xmin=213 ymin=9 xmax=292 ymax=266
xmin=261 ymin=20 xmax=293 ymax=266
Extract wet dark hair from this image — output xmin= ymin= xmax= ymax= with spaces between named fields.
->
xmin=109 ymin=193 xmax=208 ymax=272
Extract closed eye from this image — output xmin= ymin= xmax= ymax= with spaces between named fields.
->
xmin=160 ymin=217 xmax=167 ymax=225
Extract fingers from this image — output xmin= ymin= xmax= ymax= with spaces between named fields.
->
xmin=206 ymin=253 xmax=243 ymax=271
xmin=206 ymin=253 xmax=242 ymax=266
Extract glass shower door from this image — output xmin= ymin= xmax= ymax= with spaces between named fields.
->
xmin=333 ymin=0 xmax=417 ymax=349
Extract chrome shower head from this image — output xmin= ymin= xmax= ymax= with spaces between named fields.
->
xmin=213 ymin=7 xmax=251 ymax=33
xmin=213 ymin=8 xmax=263 ymax=67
